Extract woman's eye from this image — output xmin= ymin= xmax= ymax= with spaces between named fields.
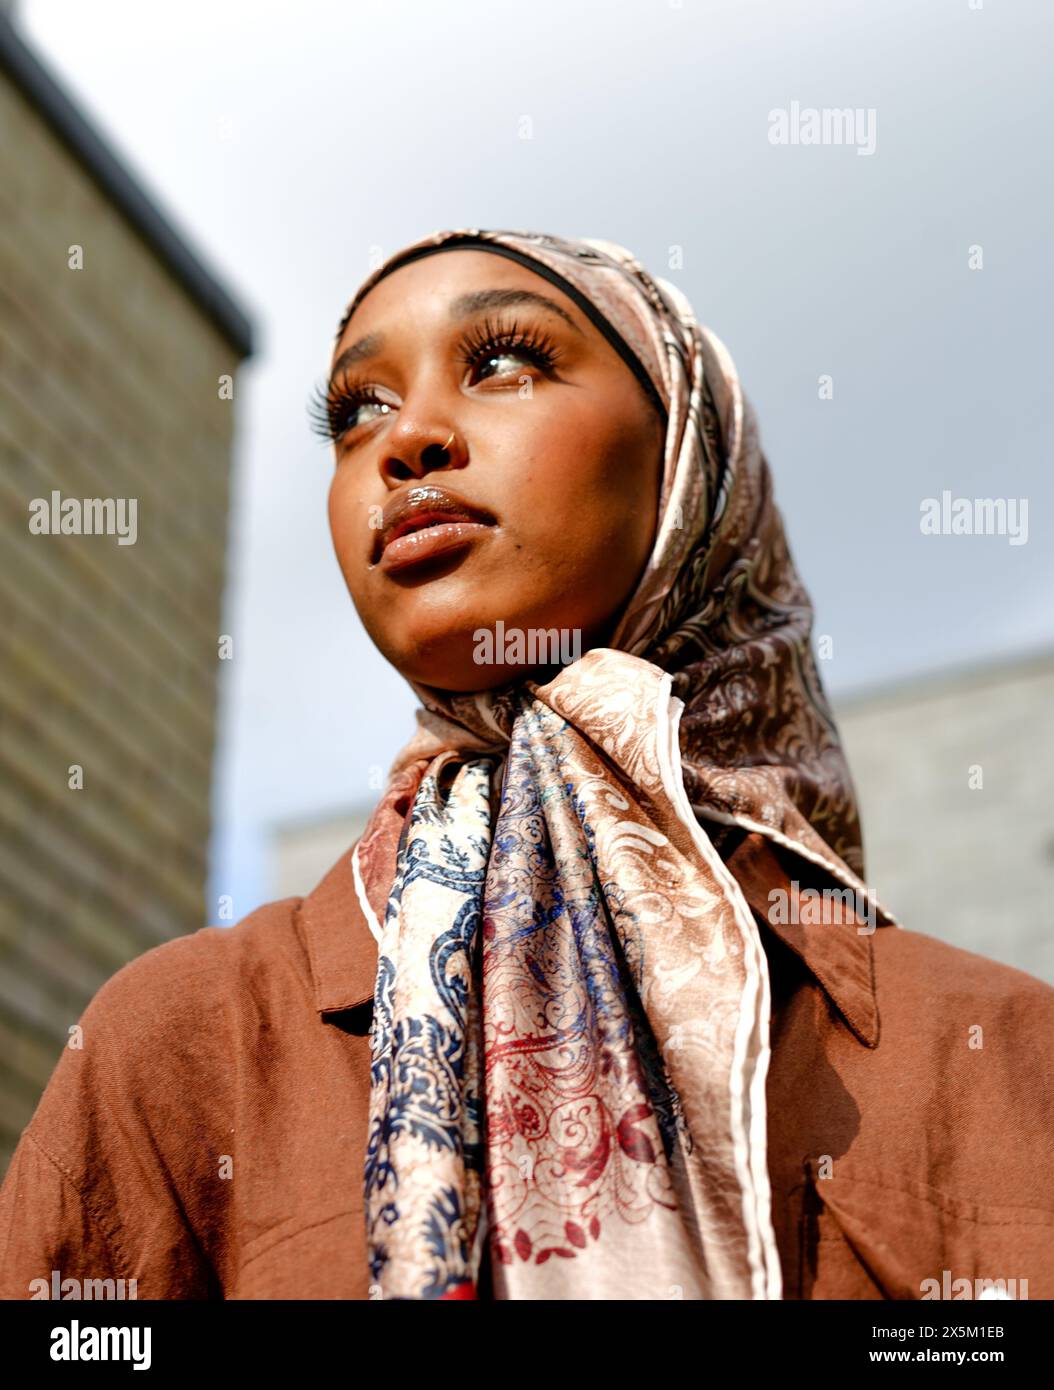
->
xmin=472 ymin=349 xmax=532 ymax=381
xmin=354 ymin=399 xmax=391 ymax=428
xmin=338 ymin=398 xmax=392 ymax=436
xmin=306 ymin=379 xmax=396 ymax=446
xmin=456 ymin=318 xmax=561 ymax=389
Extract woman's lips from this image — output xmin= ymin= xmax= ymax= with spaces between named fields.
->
xmin=377 ymin=517 xmax=494 ymax=574
xmin=373 ymin=485 xmax=496 ymax=574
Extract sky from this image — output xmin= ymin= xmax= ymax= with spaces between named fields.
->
xmin=16 ymin=0 xmax=1053 ymax=919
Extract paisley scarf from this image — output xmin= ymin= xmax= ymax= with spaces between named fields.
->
xmin=341 ymin=228 xmax=889 ymax=1300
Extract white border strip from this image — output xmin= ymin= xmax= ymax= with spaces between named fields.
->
xmin=654 ymin=675 xmax=783 ymax=1299
xmin=351 ymin=840 xmax=384 ymax=946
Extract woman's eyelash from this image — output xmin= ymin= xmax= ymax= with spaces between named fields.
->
xmin=454 ymin=314 xmax=562 ymax=376
xmin=306 ymin=378 xmax=373 ymax=443
xmin=306 ymin=315 xmax=563 ymax=444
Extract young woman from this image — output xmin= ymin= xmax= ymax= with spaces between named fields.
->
xmin=2 ymin=228 xmax=1051 ymax=1302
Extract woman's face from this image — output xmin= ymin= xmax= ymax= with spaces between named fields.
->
xmin=325 ymin=249 xmax=665 ymax=691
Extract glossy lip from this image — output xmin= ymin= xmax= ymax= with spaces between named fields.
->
xmin=372 ymin=484 xmax=497 ymax=573
xmin=378 ymin=519 xmax=494 ymax=574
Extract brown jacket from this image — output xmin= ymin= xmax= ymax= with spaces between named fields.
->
xmin=1 ymin=831 xmax=1052 ymax=1300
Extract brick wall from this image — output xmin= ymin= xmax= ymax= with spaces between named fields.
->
xmin=0 ymin=72 xmax=248 ymax=1174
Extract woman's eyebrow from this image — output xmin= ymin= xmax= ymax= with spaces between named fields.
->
xmin=448 ymin=287 xmax=583 ymax=333
xmin=330 ymin=287 xmax=583 ymax=385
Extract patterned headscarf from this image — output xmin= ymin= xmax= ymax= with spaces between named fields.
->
xmin=339 ymin=228 xmax=887 ymax=1301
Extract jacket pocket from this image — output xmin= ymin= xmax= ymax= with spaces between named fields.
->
xmin=801 ymin=1160 xmax=1054 ymax=1300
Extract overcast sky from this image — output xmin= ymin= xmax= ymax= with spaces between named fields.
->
xmin=18 ymin=0 xmax=1053 ymax=918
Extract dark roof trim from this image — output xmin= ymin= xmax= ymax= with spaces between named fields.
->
xmin=0 ymin=14 xmax=254 ymax=357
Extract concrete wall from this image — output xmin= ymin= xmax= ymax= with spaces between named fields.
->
xmin=834 ymin=650 xmax=1054 ymax=985
xmin=272 ymin=810 xmax=372 ymax=903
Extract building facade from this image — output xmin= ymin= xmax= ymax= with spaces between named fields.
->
xmin=835 ymin=648 xmax=1054 ymax=986
xmin=0 ymin=16 xmax=253 ymax=1175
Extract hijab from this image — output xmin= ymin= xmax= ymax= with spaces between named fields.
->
xmin=338 ymin=227 xmax=889 ymax=1300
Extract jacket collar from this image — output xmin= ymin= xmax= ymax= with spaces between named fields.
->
xmin=724 ymin=831 xmax=881 ymax=1048
xmin=299 ymin=831 xmax=882 ymax=1047
xmin=299 ymin=843 xmax=378 ymax=1015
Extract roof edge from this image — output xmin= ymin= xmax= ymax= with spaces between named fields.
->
xmin=830 ymin=642 xmax=1054 ymax=715
xmin=0 ymin=13 xmax=254 ymax=358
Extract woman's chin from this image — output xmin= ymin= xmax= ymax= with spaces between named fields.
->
xmin=395 ymin=636 xmax=581 ymax=694
xmin=370 ymin=608 xmax=602 ymax=694
xmin=403 ymin=659 xmax=552 ymax=695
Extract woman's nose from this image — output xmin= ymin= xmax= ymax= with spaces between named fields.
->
xmin=379 ymin=424 xmax=463 ymax=484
